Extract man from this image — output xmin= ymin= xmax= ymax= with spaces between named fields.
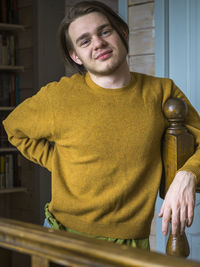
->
xmin=3 ymin=1 xmax=200 ymax=250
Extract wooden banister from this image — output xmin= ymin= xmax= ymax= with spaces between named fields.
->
xmin=0 ymin=218 xmax=199 ymax=267
xmin=160 ymin=97 xmax=199 ymax=258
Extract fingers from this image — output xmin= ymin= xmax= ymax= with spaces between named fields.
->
xmin=161 ymin=206 xmax=171 ymax=236
xmin=187 ymin=215 xmax=194 ymax=227
xmin=158 ymin=203 xmax=164 ymax=218
xmin=158 ymin=202 xmax=170 ymax=236
xmin=161 ymin=206 xmax=184 ymax=237
xmin=171 ymin=206 xmax=180 ymax=236
xmin=160 ymin=202 xmax=194 ymax=237
xmin=187 ymin=197 xmax=195 ymax=227
xmin=180 ymin=205 xmax=187 ymax=235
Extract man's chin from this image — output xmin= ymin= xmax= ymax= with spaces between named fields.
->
xmin=88 ymin=64 xmax=121 ymax=76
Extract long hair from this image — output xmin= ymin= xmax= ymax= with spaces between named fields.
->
xmin=58 ymin=1 xmax=129 ymax=74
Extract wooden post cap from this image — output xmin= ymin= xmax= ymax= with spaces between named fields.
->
xmin=163 ymin=98 xmax=188 ymax=121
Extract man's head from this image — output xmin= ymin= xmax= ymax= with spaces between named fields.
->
xmin=58 ymin=1 xmax=129 ymax=74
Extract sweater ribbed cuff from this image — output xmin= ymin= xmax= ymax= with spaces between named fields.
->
xmin=177 ymin=167 xmax=200 ymax=187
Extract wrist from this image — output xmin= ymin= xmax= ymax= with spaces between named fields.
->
xmin=176 ymin=170 xmax=197 ymax=187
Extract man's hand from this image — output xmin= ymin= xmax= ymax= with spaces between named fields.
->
xmin=158 ymin=171 xmax=196 ymax=236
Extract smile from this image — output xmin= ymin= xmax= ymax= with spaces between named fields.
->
xmin=95 ymin=50 xmax=113 ymax=60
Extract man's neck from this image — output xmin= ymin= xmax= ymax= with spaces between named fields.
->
xmin=88 ymin=62 xmax=131 ymax=89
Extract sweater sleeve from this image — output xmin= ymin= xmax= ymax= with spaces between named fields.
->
xmin=171 ymin=83 xmax=200 ymax=185
xmin=2 ymin=83 xmax=55 ymax=172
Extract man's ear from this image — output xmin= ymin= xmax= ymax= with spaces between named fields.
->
xmin=69 ymin=51 xmax=83 ymax=65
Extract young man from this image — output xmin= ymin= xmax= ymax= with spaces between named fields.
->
xmin=3 ymin=1 xmax=200 ymax=250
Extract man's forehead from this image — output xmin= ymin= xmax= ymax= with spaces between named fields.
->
xmin=69 ymin=12 xmax=110 ymax=38
xmin=73 ymin=11 xmax=109 ymax=24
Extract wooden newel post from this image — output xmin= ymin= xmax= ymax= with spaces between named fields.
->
xmin=160 ymin=98 xmax=195 ymax=257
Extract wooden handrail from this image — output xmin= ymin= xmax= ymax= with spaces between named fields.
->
xmin=160 ymin=98 xmax=199 ymax=257
xmin=0 ymin=218 xmax=199 ymax=267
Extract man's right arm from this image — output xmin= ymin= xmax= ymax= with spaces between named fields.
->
xmin=2 ymin=85 xmax=55 ymax=171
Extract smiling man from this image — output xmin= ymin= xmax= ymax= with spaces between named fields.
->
xmin=3 ymin=1 xmax=200 ymax=250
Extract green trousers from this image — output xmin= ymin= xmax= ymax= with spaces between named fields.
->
xmin=45 ymin=203 xmax=150 ymax=250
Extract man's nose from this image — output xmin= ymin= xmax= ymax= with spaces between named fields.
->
xmin=93 ymin=36 xmax=106 ymax=49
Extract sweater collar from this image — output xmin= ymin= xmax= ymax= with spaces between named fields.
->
xmin=84 ymin=72 xmax=136 ymax=95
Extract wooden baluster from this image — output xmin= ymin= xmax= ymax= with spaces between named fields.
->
xmin=0 ymin=247 xmax=11 ymax=266
xmin=32 ymin=255 xmax=50 ymax=267
xmin=160 ymin=98 xmax=195 ymax=257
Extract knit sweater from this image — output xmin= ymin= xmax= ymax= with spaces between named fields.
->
xmin=3 ymin=72 xmax=200 ymax=239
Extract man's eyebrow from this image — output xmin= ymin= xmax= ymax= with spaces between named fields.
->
xmin=76 ymin=33 xmax=90 ymax=44
xmin=75 ymin=23 xmax=111 ymax=44
xmin=96 ymin=23 xmax=111 ymax=32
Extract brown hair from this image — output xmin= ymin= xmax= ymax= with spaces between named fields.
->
xmin=58 ymin=1 xmax=129 ymax=74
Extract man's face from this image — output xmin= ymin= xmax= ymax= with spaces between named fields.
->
xmin=68 ymin=12 xmax=128 ymax=76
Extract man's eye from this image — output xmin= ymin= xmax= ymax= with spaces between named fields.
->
xmin=101 ymin=29 xmax=112 ymax=36
xmin=80 ymin=39 xmax=90 ymax=47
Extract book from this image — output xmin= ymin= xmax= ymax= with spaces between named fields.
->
xmin=0 ymin=110 xmax=10 ymax=147
xmin=0 ymin=73 xmax=10 ymax=106
xmin=0 ymin=34 xmax=2 ymax=65
xmin=0 ymin=152 xmax=19 ymax=189
xmin=0 ymin=33 xmax=16 ymax=66
xmin=0 ymin=72 xmax=18 ymax=106
xmin=11 ymin=0 xmax=19 ymax=24
xmin=10 ymin=72 xmax=16 ymax=106
xmin=1 ymin=34 xmax=8 ymax=65
xmin=5 ymin=153 xmax=14 ymax=188
xmin=0 ymin=0 xmax=19 ymax=24
xmin=15 ymin=74 xmax=20 ymax=105
xmin=0 ymin=0 xmax=7 ymax=23
xmin=14 ymin=152 xmax=20 ymax=187
xmin=9 ymin=34 xmax=15 ymax=65
xmin=0 ymin=155 xmax=5 ymax=188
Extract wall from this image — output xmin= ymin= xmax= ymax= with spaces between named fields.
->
xmin=128 ymin=0 xmax=155 ymax=75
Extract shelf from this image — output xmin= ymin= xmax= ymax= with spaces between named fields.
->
xmin=0 ymin=23 xmax=25 ymax=32
xmin=0 ymin=106 xmax=15 ymax=111
xmin=0 ymin=187 xmax=27 ymax=194
xmin=0 ymin=65 xmax=24 ymax=71
xmin=0 ymin=147 xmax=18 ymax=153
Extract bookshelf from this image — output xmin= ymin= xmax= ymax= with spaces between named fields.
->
xmin=0 ymin=106 xmax=15 ymax=111
xmin=0 ymin=65 xmax=24 ymax=71
xmin=0 ymin=187 xmax=27 ymax=194
xmin=0 ymin=22 xmax=26 ymax=193
xmin=0 ymin=147 xmax=17 ymax=153
xmin=0 ymin=23 xmax=25 ymax=32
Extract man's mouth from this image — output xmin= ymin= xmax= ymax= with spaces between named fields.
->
xmin=95 ymin=50 xmax=113 ymax=60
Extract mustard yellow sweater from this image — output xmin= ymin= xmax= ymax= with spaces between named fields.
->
xmin=3 ymin=72 xmax=200 ymax=238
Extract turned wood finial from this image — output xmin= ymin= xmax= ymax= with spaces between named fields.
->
xmin=163 ymin=98 xmax=189 ymax=135
xmin=163 ymin=98 xmax=188 ymax=122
